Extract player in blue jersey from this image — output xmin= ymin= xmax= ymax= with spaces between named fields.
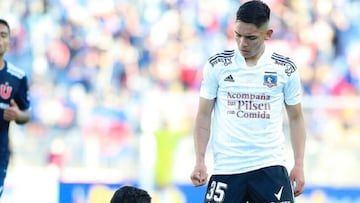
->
xmin=190 ymin=1 xmax=306 ymax=202
xmin=0 ymin=19 xmax=31 ymax=198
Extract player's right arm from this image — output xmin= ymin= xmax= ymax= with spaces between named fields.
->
xmin=3 ymin=99 xmax=31 ymax=124
xmin=190 ymin=97 xmax=215 ymax=186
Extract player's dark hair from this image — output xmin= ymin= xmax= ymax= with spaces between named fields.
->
xmin=0 ymin=19 xmax=10 ymax=34
xmin=110 ymin=186 xmax=151 ymax=203
xmin=236 ymin=0 xmax=270 ymax=28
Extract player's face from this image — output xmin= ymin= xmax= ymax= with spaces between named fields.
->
xmin=0 ymin=24 xmax=10 ymax=56
xmin=234 ymin=21 xmax=272 ymax=61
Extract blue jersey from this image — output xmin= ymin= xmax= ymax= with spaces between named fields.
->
xmin=0 ymin=61 xmax=30 ymax=164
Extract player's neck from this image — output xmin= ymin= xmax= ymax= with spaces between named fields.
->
xmin=0 ymin=59 xmax=5 ymax=70
xmin=245 ymin=45 xmax=265 ymax=67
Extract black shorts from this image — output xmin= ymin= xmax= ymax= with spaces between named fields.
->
xmin=204 ymin=165 xmax=294 ymax=203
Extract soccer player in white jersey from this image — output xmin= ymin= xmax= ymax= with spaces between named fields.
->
xmin=190 ymin=1 xmax=306 ymax=202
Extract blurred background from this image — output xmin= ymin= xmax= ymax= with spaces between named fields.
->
xmin=1 ymin=0 xmax=360 ymax=202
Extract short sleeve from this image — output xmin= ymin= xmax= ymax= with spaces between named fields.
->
xmin=284 ymin=69 xmax=302 ymax=105
xmin=199 ymin=61 xmax=218 ymax=99
xmin=15 ymin=76 xmax=30 ymax=111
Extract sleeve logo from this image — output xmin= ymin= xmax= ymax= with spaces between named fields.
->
xmin=271 ymin=52 xmax=297 ymax=76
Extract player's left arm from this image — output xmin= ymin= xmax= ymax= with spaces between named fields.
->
xmin=285 ymin=103 xmax=306 ymax=197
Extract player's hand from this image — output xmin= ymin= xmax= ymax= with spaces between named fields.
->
xmin=289 ymin=164 xmax=305 ymax=197
xmin=190 ymin=163 xmax=208 ymax=187
xmin=3 ymin=99 xmax=21 ymax=121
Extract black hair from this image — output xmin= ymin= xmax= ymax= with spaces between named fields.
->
xmin=110 ymin=186 xmax=151 ymax=203
xmin=236 ymin=0 xmax=270 ymax=28
xmin=0 ymin=19 xmax=10 ymax=34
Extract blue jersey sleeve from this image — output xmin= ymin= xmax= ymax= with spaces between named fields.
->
xmin=15 ymin=75 xmax=30 ymax=110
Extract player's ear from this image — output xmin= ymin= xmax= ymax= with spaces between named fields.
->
xmin=265 ymin=29 xmax=273 ymax=40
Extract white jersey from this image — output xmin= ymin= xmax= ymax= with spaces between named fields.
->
xmin=200 ymin=47 xmax=302 ymax=174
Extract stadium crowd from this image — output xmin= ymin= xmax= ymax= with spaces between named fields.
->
xmin=1 ymin=0 xmax=360 ymax=192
